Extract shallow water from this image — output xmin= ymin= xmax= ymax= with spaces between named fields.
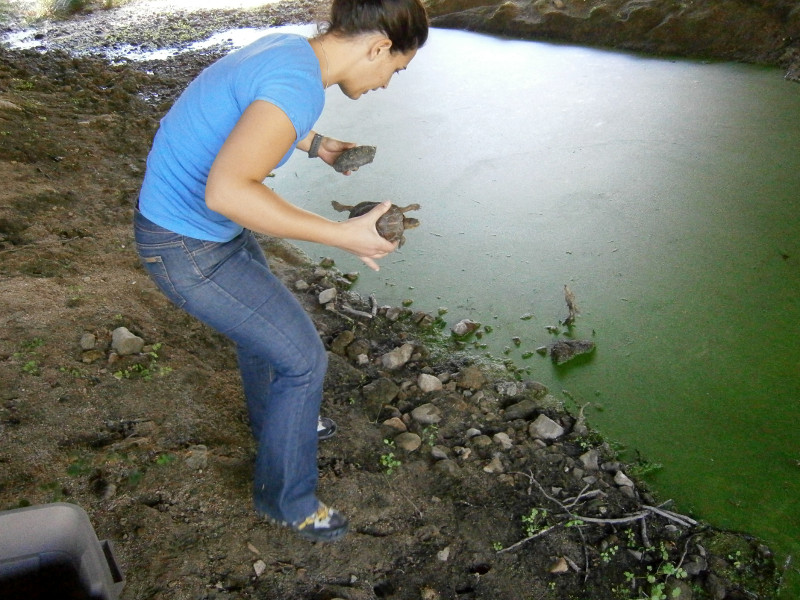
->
xmin=270 ymin=27 xmax=800 ymax=594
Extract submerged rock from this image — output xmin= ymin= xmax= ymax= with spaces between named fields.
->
xmin=549 ymin=339 xmax=595 ymax=365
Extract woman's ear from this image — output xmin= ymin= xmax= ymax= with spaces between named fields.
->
xmin=368 ymin=36 xmax=393 ymax=60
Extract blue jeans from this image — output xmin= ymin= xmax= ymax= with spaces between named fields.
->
xmin=133 ymin=210 xmax=326 ymax=524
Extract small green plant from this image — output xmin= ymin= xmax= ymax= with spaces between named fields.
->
xmin=379 ymin=439 xmax=401 ymax=475
xmin=600 ymin=544 xmax=619 ymax=564
xmin=491 ymin=541 xmax=503 ymax=551
xmin=728 ymin=550 xmax=743 ymax=569
xmin=625 ymin=555 xmax=687 ymax=600
xmin=15 ymin=338 xmax=45 ymax=375
xmin=421 ymin=424 xmax=439 ymax=447
xmin=113 ymin=342 xmax=172 ymax=381
xmin=21 ymin=360 xmax=40 ymax=375
xmin=521 ymin=507 xmax=548 ymax=537
xmin=155 ymin=453 xmax=176 ymax=466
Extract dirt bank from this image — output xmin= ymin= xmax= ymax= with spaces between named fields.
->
xmin=0 ymin=2 xmax=784 ymax=599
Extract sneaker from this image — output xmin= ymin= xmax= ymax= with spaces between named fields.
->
xmin=292 ymin=503 xmax=349 ymax=542
xmin=317 ymin=416 xmax=337 ymax=441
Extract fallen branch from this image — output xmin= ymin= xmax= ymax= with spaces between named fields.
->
xmin=496 ymin=525 xmax=558 ymax=554
xmin=643 ymin=504 xmax=698 ymax=528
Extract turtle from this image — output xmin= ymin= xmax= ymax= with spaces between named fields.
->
xmin=333 ymin=145 xmax=377 ymax=173
xmin=331 ymin=201 xmax=421 ymax=247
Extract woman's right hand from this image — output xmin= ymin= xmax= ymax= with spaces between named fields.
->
xmin=335 ymin=201 xmax=398 ymax=271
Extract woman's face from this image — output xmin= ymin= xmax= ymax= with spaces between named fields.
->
xmin=340 ymin=43 xmax=417 ymax=99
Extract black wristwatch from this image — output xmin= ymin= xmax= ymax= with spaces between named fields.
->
xmin=308 ymin=133 xmax=324 ymax=158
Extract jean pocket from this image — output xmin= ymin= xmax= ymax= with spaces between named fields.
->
xmin=140 ymin=255 xmax=187 ymax=309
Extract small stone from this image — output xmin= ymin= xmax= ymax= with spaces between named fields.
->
xmin=528 ymin=414 xmax=565 ymax=440
xmin=411 ymin=403 xmax=442 ymax=425
xmin=579 ymin=449 xmax=600 ymax=471
xmin=457 ymin=365 xmax=486 ymax=390
xmin=482 ymin=454 xmax=505 ymax=474
xmin=503 ymin=399 xmax=538 ymax=421
xmin=81 ymin=349 xmax=105 ymax=364
xmin=549 ymin=557 xmax=569 ymax=574
xmin=294 ymin=279 xmax=309 ymax=291
xmin=614 ymin=471 xmax=634 ymax=487
xmin=253 ymin=560 xmax=267 ymax=577
xmin=385 ymin=306 xmax=403 ymax=321
xmin=465 ymin=427 xmax=482 ymax=439
xmin=331 ymin=330 xmax=355 ymax=355
xmin=185 ymin=445 xmax=208 ymax=470
xmin=451 ymin=319 xmax=480 ymax=337
xmin=111 ymin=326 xmax=144 ymax=356
xmin=417 ymin=373 xmax=443 ymax=393
xmin=381 ymin=343 xmax=414 ymax=370
xmin=549 ymin=339 xmax=595 ymax=365
xmin=431 ymin=445 xmax=449 ymax=460
xmin=493 ymin=432 xmax=513 ymax=450
xmin=79 ymin=332 xmax=96 ymax=350
xmin=318 ymin=288 xmax=337 ymax=305
xmin=394 ymin=432 xmax=422 ymax=452
xmin=471 ymin=435 xmax=493 ymax=448
xmin=436 ymin=546 xmax=450 ymax=562
xmin=382 ymin=416 xmax=407 ymax=432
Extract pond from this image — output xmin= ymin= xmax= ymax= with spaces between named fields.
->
xmin=9 ymin=20 xmax=796 ymax=595
xmin=270 ymin=26 xmax=800 ymax=596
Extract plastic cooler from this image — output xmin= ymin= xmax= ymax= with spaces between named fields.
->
xmin=0 ymin=502 xmax=124 ymax=599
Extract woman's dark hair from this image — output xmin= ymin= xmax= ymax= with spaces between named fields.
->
xmin=326 ymin=0 xmax=429 ymax=54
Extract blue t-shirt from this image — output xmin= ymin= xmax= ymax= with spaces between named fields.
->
xmin=139 ymin=33 xmax=325 ymax=241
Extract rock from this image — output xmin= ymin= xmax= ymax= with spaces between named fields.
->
xmin=471 ymin=435 xmax=493 ymax=448
xmin=381 ymin=343 xmax=414 ymax=370
xmin=528 ymin=414 xmax=565 ymax=440
xmin=433 ymin=459 xmax=460 ymax=476
xmin=318 ymin=287 xmax=337 ymax=305
xmin=418 ymin=373 xmax=443 ymax=393
xmin=362 ymin=377 xmax=400 ymax=420
xmin=436 ymin=546 xmax=450 ymax=562
xmin=431 ymin=445 xmax=450 ymax=460
xmin=465 ymin=428 xmax=482 ymax=439
xmin=294 ymin=279 xmax=309 ymax=291
xmin=111 ymin=326 xmax=144 ymax=356
xmin=493 ymin=432 xmax=513 ymax=450
xmin=81 ymin=349 xmax=105 ymax=364
xmin=382 ymin=416 xmax=407 ymax=432
xmin=503 ymin=399 xmax=538 ymax=421
xmin=549 ymin=339 xmax=595 ymax=365
xmin=457 ymin=365 xmax=486 ymax=390
xmin=331 ymin=330 xmax=354 ymax=355
xmin=482 ymin=454 xmax=504 ymax=473
xmin=614 ymin=471 xmax=634 ymax=487
xmin=185 ymin=445 xmax=208 ymax=470
xmin=579 ymin=449 xmax=600 ymax=471
xmin=683 ymin=555 xmax=708 ymax=576
xmin=79 ymin=332 xmax=96 ymax=350
xmin=394 ymin=432 xmax=422 ymax=452
xmin=549 ymin=557 xmax=569 ymax=574
xmin=495 ymin=380 xmax=522 ymax=397
xmin=451 ymin=318 xmax=480 ymax=337
xmin=253 ymin=560 xmax=267 ymax=577
xmin=346 ymin=338 xmax=370 ymax=361
xmin=411 ymin=403 xmax=442 ymax=425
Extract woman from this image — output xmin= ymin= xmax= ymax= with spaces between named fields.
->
xmin=134 ymin=0 xmax=428 ymax=542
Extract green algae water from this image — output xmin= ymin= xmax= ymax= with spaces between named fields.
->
xmin=271 ymin=27 xmax=800 ymax=596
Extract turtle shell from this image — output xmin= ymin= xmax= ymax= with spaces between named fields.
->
xmin=331 ymin=201 xmax=420 ymax=247
xmin=333 ymin=145 xmax=377 ymax=173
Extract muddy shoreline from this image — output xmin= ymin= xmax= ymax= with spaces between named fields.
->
xmin=0 ymin=2 xmax=786 ymax=599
